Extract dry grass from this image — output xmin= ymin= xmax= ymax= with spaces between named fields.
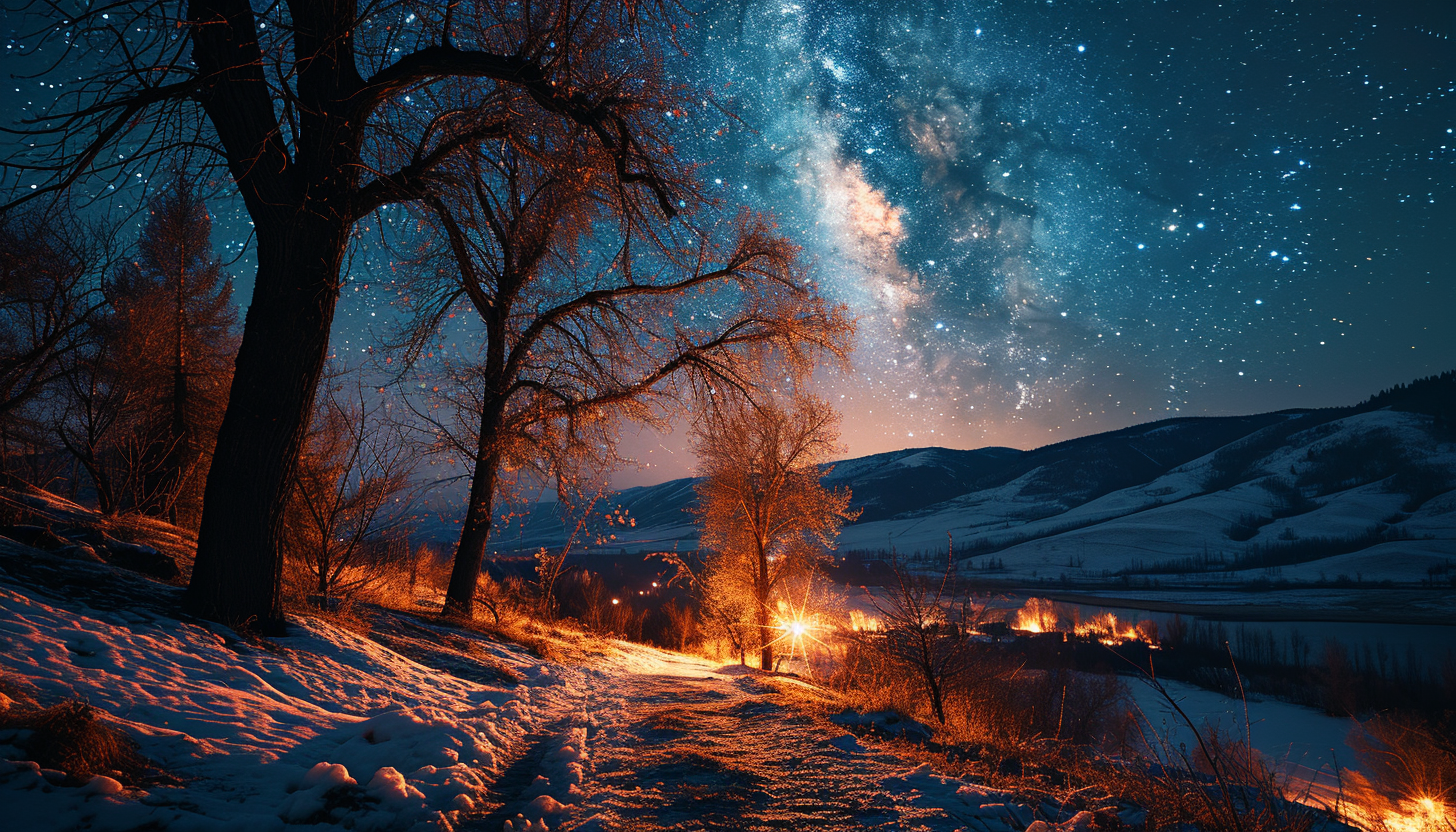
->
xmin=821 ymin=637 xmax=1342 ymax=832
xmin=447 ymin=607 xmax=568 ymax=663
xmin=0 ymin=700 xmax=154 ymax=786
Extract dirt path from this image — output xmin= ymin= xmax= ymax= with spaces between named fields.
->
xmin=466 ymin=648 xmax=1032 ymax=832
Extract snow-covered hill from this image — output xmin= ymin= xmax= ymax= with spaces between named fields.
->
xmin=460 ymin=377 xmax=1456 ymax=587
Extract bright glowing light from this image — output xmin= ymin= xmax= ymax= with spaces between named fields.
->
xmin=1012 ymin=597 xmax=1058 ymax=633
xmin=767 ymin=587 xmax=831 ymax=665
xmin=1372 ymin=796 xmax=1453 ymax=832
xmin=767 ymin=612 xmax=821 ymax=663
xmin=1011 ymin=599 xmax=1158 ymax=646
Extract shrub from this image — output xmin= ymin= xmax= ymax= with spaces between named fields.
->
xmin=1226 ymin=512 xmax=1271 ymax=542
xmin=1296 ymin=428 xmax=1406 ymax=496
xmin=1388 ymin=464 xmax=1456 ymax=514
xmin=0 ymin=700 xmax=148 ymax=785
xmin=1349 ymin=711 xmax=1456 ymax=808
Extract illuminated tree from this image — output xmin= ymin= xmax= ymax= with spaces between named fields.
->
xmin=280 ymin=379 xmax=417 ymax=603
xmin=396 ymin=127 xmax=851 ymax=621
xmin=692 ymin=394 xmax=857 ymax=670
xmin=3 ymin=0 xmax=748 ymax=628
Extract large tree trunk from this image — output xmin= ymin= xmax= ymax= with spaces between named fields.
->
xmin=182 ymin=0 xmax=361 ymax=630
xmin=183 ymin=216 xmax=346 ymax=631
xmin=444 ymin=443 xmax=503 ymax=620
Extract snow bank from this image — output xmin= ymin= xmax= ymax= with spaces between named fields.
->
xmin=0 ymin=568 xmax=542 ymax=832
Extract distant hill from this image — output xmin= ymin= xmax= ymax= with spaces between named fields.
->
xmin=421 ymin=373 xmax=1456 ymax=586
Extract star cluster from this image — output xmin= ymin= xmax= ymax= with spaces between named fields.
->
xmin=640 ymin=0 xmax=1456 ymax=470
xmin=5 ymin=1 xmax=1451 ymax=487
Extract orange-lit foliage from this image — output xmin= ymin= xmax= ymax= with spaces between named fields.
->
xmin=693 ymin=394 xmax=856 ymax=670
xmin=50 ymin=176 xmax=236 ymax=526
xmin=1012 ymin=597 xmax=1059 ymax=633
xmin=1009 ymin=598 xmax=1158 ymax=646
xmin=280 ymin=379 xmax=417 ymax=602
xmin=1346 ymin=712 xmax=1456 ymax=832
xmin=105 ymin=174 xmax=237 ymax=527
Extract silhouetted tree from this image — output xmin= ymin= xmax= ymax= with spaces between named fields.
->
xmin=52 ymin=331 xmax=137 ymax=515
xmin=280 ymin=378 xmax=418 ymax=603
xmin=4 ymin=0 xmax=722 ymax=629
xmin=0 ymin=203 xmax=107 ymax=484
xmin=107 ymin=175 xmax=237 ymax=525
xmin=868 ymin=547 xmax=986 ymax=725
xmin=692 ymin=394 xmax=856 ymax=670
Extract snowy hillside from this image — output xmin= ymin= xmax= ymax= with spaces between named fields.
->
xmin=451 ymin=383 xmax=1456 ymax=589
xmin=0 ymin=531 xmax=1149 ymax=832
xmin=846 ymin=408 xmax=1456 ymax=586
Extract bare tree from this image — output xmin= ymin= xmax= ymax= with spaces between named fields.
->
xmin=691 ymin=394 xmax=857 ymax=670
xmin=280 ymin=379 xmax=419 ymax=604
xmin=52 ymin=334 xmax=138 ymax=515
xmin=868 ymin=544 xmax=987 ymax=725
xmin=4 ymin=0 xmax=726 ymax=629
xmin=0 ymin=203 xmax=107 ymax=483
xmin=395 ymin=124 xmax=851 ymax=619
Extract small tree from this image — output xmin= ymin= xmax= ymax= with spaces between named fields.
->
xmin=280 ymin=380 xmax=419 ymax=604
xmin=692 ymin=394 xmax=857 ymax=670
xmin=43 ymin=180 xmax=235 ymax=521
xmin=868 ymin=544 xmax=987 ymax=725
xmin=52 ymin=333 xmax=139 ymax=515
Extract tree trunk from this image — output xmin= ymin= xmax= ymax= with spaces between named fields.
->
xmin=913 ymin=628 xmax=948 ymax=724
xmin=163 ymin=258 xmax=189 ymax=525
xmin=183 ymin=216 xmax=345 ymax=631
xmin=756 ymin=543 xmax=773 ymax=671
xmin=444 ymin=444 xmax=502 ymax=620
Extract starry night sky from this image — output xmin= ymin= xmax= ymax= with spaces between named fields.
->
xmin=598 ymin=0 xmax=1456 ymax=485
xmin=6 ymin=0 xmax=1454 ymax=489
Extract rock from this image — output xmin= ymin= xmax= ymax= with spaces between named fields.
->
xmin=56 ymin=542 xmax=106 ymax=564
xmin=94 ymin=534 xmax=178 ymax=579
xmin=0 ymin=524 xmax=69 ymax=551
xmin=829 ymin=709 xmax=934 ymax=744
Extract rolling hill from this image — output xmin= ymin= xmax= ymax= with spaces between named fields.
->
xmin=429 ymin=372 xmax=1456 ymax=587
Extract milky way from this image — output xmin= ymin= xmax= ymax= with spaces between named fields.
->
xmin=4 ymin=1 xmax=1452 ymax=488
xmin=623 ymin=0 xmax=1456 ymax=473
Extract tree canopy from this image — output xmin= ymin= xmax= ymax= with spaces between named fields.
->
xmin=3 ymin=0 xmax=794 ymax=628
xmin=692 ymin=394 xmax=857 ymax=669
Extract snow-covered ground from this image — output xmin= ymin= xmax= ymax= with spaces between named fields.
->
xmin=1126 ymin=677 xmax=1359 ymax=797
xmin=0 ymin=542 xmax=541 ymax=831
xmin=0 ymin=540 xmax=1108 ymax=832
